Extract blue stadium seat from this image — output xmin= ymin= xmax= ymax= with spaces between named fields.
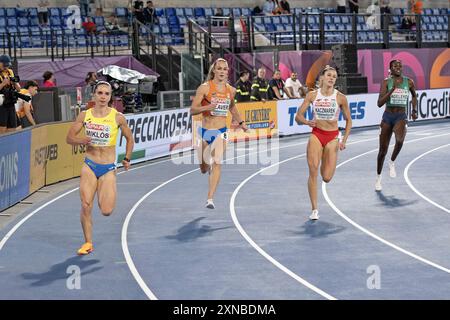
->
xmin=178 ymin=16 xmax=187 ymax=26
xmin=49 ymin=7 xmax=61 ymax=17
xmin=159 ymin=16 xmax=167 ymax=25
xmin=196 ymin=16 xmax=206 ymax=25
xmin=164 ymin=8 xmax=176 ymax=16
xmin=30 ymin=26 xmax=41 ymax=34
xmin=241 ymin=8 xmax=251 ymax=16
xmin=28 ymin=8 xmax=38 ymax=18
xmin=29 ymin=17 xmax=40 ymax=27
xmin=275 ymin=24 xmax=284 ymax=32
xmin=16 ymin=8 xmax=27 ymax=18
xmin=204 ymin=8 xmax=213 ymax=16
xmin=152 ymin=25 xmax=161 ymax=34
xmin=437 ymin=16 xmax=444 ymax=24
xmin=423 ymin=8 xmax=432 ymax=15
xmin=0 ymin=8 xmax=5 ymax=17
xmin=31 ymin=35 xmax=44 ymax=47
xmin=184 ymin=8 xmax=194 ymax=17
xmin=0 ymin=18 xmax=6 ymax=28
xmin=280 ymin=16 xmax=290 ymax=24
xmin=232 ymin=8 xmax=241 ymax=17
xmin=430 ymin=16 xmax=437 ymax=24
xmin=333 ymin=16 xmax=341 ymax=24
xmin=357 ymin=15 xmax=365 ymax=24
xmin=324 ymin=15 xmax=332 ymax=24
xmin=93 ymin=16 xmax=105 ymax=26
xmin=440 ymin=8 xmax=448 ymax=15
xmin=222 ymin=8 xmax=231 ymax=16
xmin=194 ymin=8 xmax=205 ymax=17
xmin=272 ymin=16 xmax=281 ymax=24
xmin=50 ymin=17 xmax=62 ymax=27
xmin=341 ymin=16 xmax=350 ymax=24
xmin=161 ymin=25 xmax=170 ymax=34
xmin=7 ymin=18 xmax=18 ymax=27
xmin=175 ymin=8 xmax=184 ymax=16
xmin=265 ymin=23 xmax=275 ymax=32
xmin=254 ymin=16 xmax=263 ymax=25
xmin=115 ymin=7 xmax=128 ymax=17
xmin=168 ymin=15 xmax=179 ymax=26
xmin=8 ymin=26 xmax=18 ymax=33
xmin=77 ymin=35 xmax=87 ymax=47
xmin=155 ymin=8 xmax=164 ymax=16
xmin=18 ymin=17 xmax=29 ymax=27
xmin=392 ymin=8 xmax=403 ymax=15
xmin=345 ymin=24 xmax=352 ymax=31
xmin=285 ymin=25 xmax=293 ymax=32
xmin=6 ymin=8 xmax=16 ymax=18
xmin=432 ymin=8 xmax=440 ymax=15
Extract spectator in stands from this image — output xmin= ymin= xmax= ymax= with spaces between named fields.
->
xmin=285 ymin=72 xmax=307 ymax=98
xmin=79 ymin=0 xmax=90 ymax=17
xmin=252 ymin=5 xmax=263 ymax=16
xmin=95 ymin=0 xmax=103 ymax=16
xmin=234 ymin=71 xmax=252 ymax=103
xmin=336 ymin=0 xmax=346 ymax=13
xmin=263 ymin=0 xmax=276 ymax=16
xmin=0 ymin=54 xmax=20 ymax=134
xmin=251 ymin=68 xmax=269 ymax=101
xmin=84 ymin=72 xmax=97 ymax=100
xmin=143 ymin=1 xmax=158 ymax=26
xmin=412 ymin=0 xmax=423 ymax=15
xmin=279 ymin=0 xmax=291 ymax=14
xmin=82 ymin=16 xmax=97 ymax=35
xmin=133 ymin=0 xmax=145 ymax=23
xmin=213 ymin=8 xmax=227 ymax=27
xmin=104 ymin=14 xmax=123 ymax=34
xmin=42 ymin=71 xmax=56 ymax=87
xmin=16 ymin=81 xmax=38 ymax=129
xmin=37 ymin=0 xmax=49 ymax=27
xmin=349 ymin=0 xmax=359 ymax=14
xmin=380 ymin=0 xmax=392 ymax=27
xmin=268 ymin=70 xmax=293 ymax=100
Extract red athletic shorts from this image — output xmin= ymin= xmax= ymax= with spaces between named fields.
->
xmin=312 ymin=127 xmax=339 ymax=147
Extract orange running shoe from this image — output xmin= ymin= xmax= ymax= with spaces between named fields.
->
xmin=77 ymin=242 xmax=94 ymax=255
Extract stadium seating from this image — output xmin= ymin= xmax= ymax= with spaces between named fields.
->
xmin=0 ymin=5 xmax=448 ymax=48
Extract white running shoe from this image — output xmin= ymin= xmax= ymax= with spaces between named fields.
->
xmin=309 ymin=209 xmax=319 ymax=221
xmin=389 ymin=161 xmax=396 ymax=178
xmin=205 ymin=199 xmax=215 ymax=209
xmin=375 ymin=175 xmax=382 ymax=191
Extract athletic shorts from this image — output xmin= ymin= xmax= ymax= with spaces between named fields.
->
xmin=382 ymin=111 xmax=407 ymax=127
xmin=199 ymin=127 xmax=227 ymax=145
xmin=85 ymin=158 xmax=116 ymax=179
xmin=312 ymin=127 xmax=339 ymax=148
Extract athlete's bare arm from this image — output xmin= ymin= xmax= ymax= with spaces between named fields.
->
xmin=228 ymin=87 xmax=248 ymax=131
xmin=66 ymin=111 xmax=91 ymax=145
xmin=377 ymin=79 xmax=396 ymax=108
xmin=190 ymin=84 xmax=216 ymax=115
xmin=409 ymin=79 xmax=418 ymax=120
xmin=338 ymin=92 xmax=352 ymax=148
xmin=116 ymin=113 xmax=134 ymax=170
xmin=295 ymin=91 xmax=316 ymax=126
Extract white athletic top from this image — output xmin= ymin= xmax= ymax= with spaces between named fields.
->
xmin=312 ymin=89 xmax=340 ymax=121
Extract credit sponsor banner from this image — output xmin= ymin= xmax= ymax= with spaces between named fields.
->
xmin=413 ymin=88 xmax=450 ymax=121
xmin=44 ymin=122 xmax=85 ymax=184
xmin=0 ymin=130 xmax=31 ymax=212
xmin=117 ymin=108 xmax=193 ymax=165
xmin=277 ymin=88 xmax=450 ymax=136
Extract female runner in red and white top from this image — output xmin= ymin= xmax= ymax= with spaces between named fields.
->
xmin=295 ymin=66 xmax=352 ymax=220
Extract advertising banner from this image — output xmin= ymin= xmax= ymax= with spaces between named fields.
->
xmin=0 ymin=130 xmax=31 ymax=212
xmin=117 ymin=108 xmax=193 ymax=165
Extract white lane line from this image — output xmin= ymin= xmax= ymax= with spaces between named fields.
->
xmin=404 ymin=143 xmax=450 ymax=214
xmin=322 ymin=133 xmax=450 ymax=275
xmin=121 ymin=138 xmax=313 ymax=300
xmin=229 ymin=137 xmax=381 ymax=301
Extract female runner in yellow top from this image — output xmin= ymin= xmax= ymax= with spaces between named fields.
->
xmin=190 ymin=58 xmax=248 ymax=209
xmin=66 ymin=81 xmax=134 ymax=255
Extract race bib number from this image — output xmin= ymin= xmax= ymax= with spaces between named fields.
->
xmin=84 ymin=122 xmax=112 ymax=146
xmin=210 ymin=97 xmax=230 ymax=117
xmin=390 ymin=88 xmax=409 ymax=105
